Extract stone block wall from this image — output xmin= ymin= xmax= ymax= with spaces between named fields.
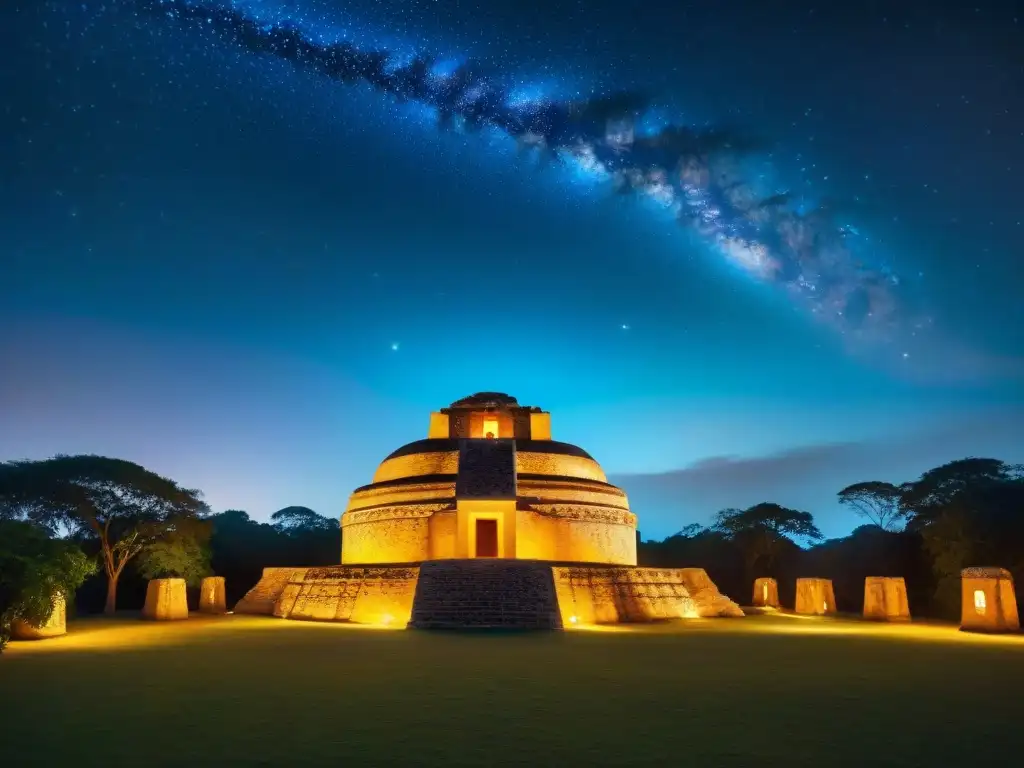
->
xmin=234 ymin=567 xmax=310 ymax=614
xmin=795 ymin=578 xmax=836 ymax=616
xmin=753 ymin=577 xmax=780 ymax=608
xmin=863 ymin=576 xmax=911 ymax=621
xmin=142 ymin=578 xmax=189 ymax=621
xmin=552 ymin=565 xmax=743 ymax=625
xmin=961 ymin=567 xmax=1020 ymax=633
xmin=275 ymin=566 xmax=420 ymax=625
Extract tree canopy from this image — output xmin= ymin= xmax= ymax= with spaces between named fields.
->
xmin=270 ymin=506 xmax=339 ymax=534
xmin=0 ymin=455 xmax=208 ymax=613
xmin=0 ymin=519 xmax=95 ymax=651
xmin=136 ymin=514 xmax=212 ymax=586
xmin=837 ymin=481 xmax=904 ymax=531
xmin=713 ymin=503 xmax=823 ymax=576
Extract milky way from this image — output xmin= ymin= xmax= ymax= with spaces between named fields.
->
xmin=142 ymin=0 xmax=925 ymax=360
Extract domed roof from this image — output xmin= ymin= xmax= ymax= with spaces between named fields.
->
xmin=447 ymin=392 xmax=519 ymax=409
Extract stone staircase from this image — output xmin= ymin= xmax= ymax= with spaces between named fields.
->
xmin=409 ymin=559 xmax=562 ymax=630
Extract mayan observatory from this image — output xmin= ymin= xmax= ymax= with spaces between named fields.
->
xmin=236 ymin=393 xmax=743 ymax=628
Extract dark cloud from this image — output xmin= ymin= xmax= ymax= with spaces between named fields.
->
xmin=612 ymin=409 xmax=1024 ymax=538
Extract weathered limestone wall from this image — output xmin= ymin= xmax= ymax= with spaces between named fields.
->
xmin=142 ymin=578 xmax=189 ymax=621
xmin=342 ymin=514 xmax=430 ymax=564
xmin=753 ymin=577 xmax=780 ymax=608
xmin=863 ymin=576 xmax=911 ymax=621
xmin=514 ymin=509 xmax=556 ymax=560
xmin=795 ymin=578 xmax=836 ymax=616
xmin=552 ymin=565 xmax=743 ymax=625
xmin=11 ymin=594 xmax=67 ymax=640
xmin=234 ymin=567 xmax=310 ymax=614
xmin=372 ymin=450 xmax=459 ymax=483
xmin=199 ymin=576 xmax=227 ymax=614
xmin=274 ymin=565 xmax=420 ymax=626
xmin=961 ymin=567 xmax=1020 ymax=633
xmin=428 ymin=510 xmax=457 ymax=559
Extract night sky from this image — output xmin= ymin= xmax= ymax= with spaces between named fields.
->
xmin=2 ymin=0 xmax=1022 ymax=540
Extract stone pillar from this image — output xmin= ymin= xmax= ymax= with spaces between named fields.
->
xmin=795 ymin=578 xmax=836 ymax=616
xmin=142 ymin=578 xmax=189 ymax=621
xmin=11 ymin=593 xmax=67 ymax=640
xmin=752 ymin=577 xmax=780 ymax=608
xmin=960 ymin=567 xmax=1020 ymax=633
xmin=863 ymin=576 xmax=911 ymax=621
xmin=199 ymin=576 xmax=227 ymax=614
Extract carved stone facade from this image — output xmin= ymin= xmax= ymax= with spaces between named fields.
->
xmin=233 ymin=561 xmax=742 ymax=628
xmin=233 ymin=394 xmax=744 ymax=628
xmin=340 ymin=394 xmax=640 ymax=566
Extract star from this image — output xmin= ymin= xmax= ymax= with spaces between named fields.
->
xmin=390 ymin=342 xmax=400 ymax=351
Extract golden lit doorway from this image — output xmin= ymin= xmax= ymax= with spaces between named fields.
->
xmin=482 ymin=417 xmax=499 ymax=439
xmin=475 ymin=519 xmax=498 ymax=558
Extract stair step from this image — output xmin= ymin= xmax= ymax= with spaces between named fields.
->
xmin=409 ymin=559 xmax=562 ymax=630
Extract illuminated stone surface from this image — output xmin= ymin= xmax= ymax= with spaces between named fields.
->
xmin=341 ymin=393 xmax=637 ymax=566
xmin=142 ymin=578 xmax=189 ymax=621
xmin=960 ymin=567 xmax=1020 ymax=633
xmin=752 ymin=577 xmax=780 ymax=609
xmin=795 ymin=578 xmax=836 ymax=616
xmin=199 ymin=576 xmax=227 ymax=614
xmin=235 ymin=393 xmax=743 ymax=628
xmin=11 ymin=594 xmax=67 ymax=640
xmin=863 ymin=576 xmax=911 ymax=621
xmin=410 ymin=560 xmax=561 ymax=629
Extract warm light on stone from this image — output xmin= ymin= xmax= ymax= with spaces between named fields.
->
xmin=11 ymin=593 xmax=67 ymax=640
xmin=752 ymin=577 xmax=780 ymax=609
xmin=235 ymin=393 xmax=744 ymax=628
xmin=960 ymin=567 xmax=1019 ymax=633
xmin=142 ymin=578 xmax=189 ymax=621
xmin=199 ymin=576 xmax=227 ymax=614
xmin=863 ymin=576 xmax=911 ymax=621
xmin=340 ymin=393 xmax=637 ymax=566
xmin=795 ymin=578 xmax=836 ymax=616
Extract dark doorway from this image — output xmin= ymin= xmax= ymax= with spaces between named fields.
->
xmin=475 ymin=519 xmax=498 ymax=558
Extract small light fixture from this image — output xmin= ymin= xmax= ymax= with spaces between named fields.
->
xmin=569 ymin=615 xmax=579 ymax=625
xmin=381 ymin=613 xmax=394 ymax=626
xmin=974 ymin=590 xmax=986 ymax=615
xmin=822 ymin=601 xmax=828 ymax=613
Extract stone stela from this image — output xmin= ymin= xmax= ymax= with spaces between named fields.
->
xmin=236 ymin=392 xmax=743 ymax=628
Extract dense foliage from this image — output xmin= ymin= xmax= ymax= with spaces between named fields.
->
xmin=5 ymin=452 xmax=1019 ymax=623
xmin=642 ymin=457 xmax=1024 ymax=618
xmin=0 ymin=520 xmax=95 ymax=651
xmin=0 ymin=455 xmax=209 ymax=613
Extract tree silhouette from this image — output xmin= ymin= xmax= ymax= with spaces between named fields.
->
xmin=0 ymin=455 xmax=208 ymax=614
xmin=714 ymin=502 xmax=823 ymax=576
xmin=271 ymin=506 xmax=339 ymax=534
xmin=837 ymin=481 xmax=904 ymax=531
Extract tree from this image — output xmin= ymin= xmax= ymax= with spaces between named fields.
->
xmin=270 ymin=506 xmax=338 ymax=534
xmin=713 ymin=502 xmax=823 ymax=575
xmin=0 ymin=455 xmax=208 ymax=614
xmin=893 ymin=458 xmax=1024 ymax=617
xmin=136 ymin=514 xmax=212 ymax=586
xmin=0 ymin=520 xmax=95 ymax=651
xmin=901 ymin=458 xmax=1023 ymax=526
xmin=837 ymin=481 xmax=904 ymax=531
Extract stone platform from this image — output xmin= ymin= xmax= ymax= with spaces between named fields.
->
xmin=234 ymin=560 xmax=743 ymax=629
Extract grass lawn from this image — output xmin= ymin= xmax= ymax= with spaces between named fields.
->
xmin=3 ymin=612 xmax=1023 ymax=767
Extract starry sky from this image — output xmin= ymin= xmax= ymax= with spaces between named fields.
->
xmin=2 ymin=0 xmax=1022 ymax=540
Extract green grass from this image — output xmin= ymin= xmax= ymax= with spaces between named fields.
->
xmin=3 ymin=613 xmax=1023 ymax=767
